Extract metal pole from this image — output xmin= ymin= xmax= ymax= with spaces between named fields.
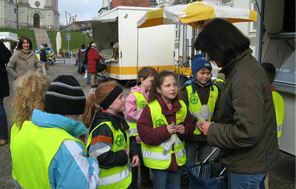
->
xmin=68 ymin=40 xmax=70 ymax=59
xmin=136 ymin=28 xmax=139 ymax=85
xmin=255 ymin=0 xmax=265 ymax=63
xmin=182 ymin=25 xmax=187 ymax=66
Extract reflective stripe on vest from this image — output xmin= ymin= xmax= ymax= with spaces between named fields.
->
xmin=141 ymin=100 xmax=187 ymax=170
xmin=215 ymin=78 xmax=225 ymax=83
xmin=272 ymin=91 xmax=285 ymax=146
xmin=86 ymin=121 xmax=132 ymax=189
xmin=10 ymin=121 xmax=82 ymax=189
xmin=128 ymin=91 xmax=148 ymax=136
xmin=186 ymin=85 xmax=218 ymax=135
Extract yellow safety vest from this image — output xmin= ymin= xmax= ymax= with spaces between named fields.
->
xmin=86 ymin=121 xmax=132 ymax=189
xmin=10 ymin=121 xmax=82 ymax=189
xmin=215 ymin=78 xmax=225 ymax=83
xmin=186 ymin=85 xmax=218 ymax=135
xmin=272 ymin=90 xmax=285 ymax=146
xmin=141 ymin=100 xmax=187 ymax=170
xmin=128 ymin=91 xmax=148 ymax=136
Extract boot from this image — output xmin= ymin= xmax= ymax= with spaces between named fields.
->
xmin=140 ymin=164 xmax=153 ymax=186
xmin=132 ymin=166 xmax=138 ymax=189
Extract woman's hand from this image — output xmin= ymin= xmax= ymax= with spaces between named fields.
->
xmin=196 ymin=121 xmax=212 ymax=135
xmin=131 ymin=155 xmax=140 ymax=167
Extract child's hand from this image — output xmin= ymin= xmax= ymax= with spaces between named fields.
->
xmin=136 ymin=135 xmax=141 ymax=144
xmin=176 ymin=124 xmax=185 ymax=134
xmin=167 ymin=124 xmax=177 ymax=134
xmin=131 ymin=155 xmax=140 ymax=167
xmin=124 ymin=148 xmax=130 ymax=158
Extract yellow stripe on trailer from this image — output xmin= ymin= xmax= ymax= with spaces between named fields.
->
xmin=107 ymin=65 xmax=175 ymax=75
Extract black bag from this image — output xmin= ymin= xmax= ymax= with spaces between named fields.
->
xmin=96 ymin=61 xmax=107 ymax=72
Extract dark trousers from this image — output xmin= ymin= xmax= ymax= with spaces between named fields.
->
xmin=0 ymin=98 xmax=8 ymax=139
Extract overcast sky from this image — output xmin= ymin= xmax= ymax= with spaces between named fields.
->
xmin=59 ymin=0 xmax=103 ymax=25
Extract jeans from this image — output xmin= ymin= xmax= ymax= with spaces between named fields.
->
xmin=84 ymin=64 xmax=91 ymax=83
xmin=152 ymin=168 xmax=182 ymax=189
xmin=228 ymin=171 xmax=267 ymax=189
xmin=41 ymin=61 xmax=47 ymax=75
xmin=0 ymin=98 xmax=8 ymax=140
xmin=181 ymin=141 xmax=212 ymax=188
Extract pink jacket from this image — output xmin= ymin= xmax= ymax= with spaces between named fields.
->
xmin=125 ymin=85 xmax=149 ymax=122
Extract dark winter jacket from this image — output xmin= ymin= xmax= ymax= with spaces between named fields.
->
xmin=138 ymin=95 xmax=195 ymax=171
xmin=40 ymin=49 xmax=47 ymax=62
xmin=207 ymin=49 xmax=280 ymax=174
xmin=0 ymin=42 xmax=11 ymax=98
xmin=87 ymin=48 xmax=102 ymax=74
xmin=179 ymin=82 xmax=221 ymax=141
xmin=88 ymin=111 xmax=138 ymax=169
xmin=78 ymin=48 xmax=86 ymax=63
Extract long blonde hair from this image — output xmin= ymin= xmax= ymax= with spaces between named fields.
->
xmin=82 ymin=81 xmax=119 ymax=128
xmin=11 ymin=72 xmax=51 ymax=128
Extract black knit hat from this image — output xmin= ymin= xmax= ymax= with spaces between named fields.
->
xmin=44 ymin=75 xmax=86 ymax=115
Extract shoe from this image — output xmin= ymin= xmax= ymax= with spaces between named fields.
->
xmin=0 ymin=139 xmax=7 ymax=146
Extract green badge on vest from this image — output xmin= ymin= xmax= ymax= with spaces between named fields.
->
xmin=155 ymin=119 xmax=165 ymax=127
xmin=139 ymin=101 xmax=147 ymax=108
xmin=115 ymin=135 xmax=124 ymax=147
xmin=190 ymin=94 xmax=198 ymax=104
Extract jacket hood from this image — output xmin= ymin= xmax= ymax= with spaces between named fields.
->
xmin=31 ymin=109 xmax=88 ymax=137
xmin=80 ymin=48 xmax=86 ymax=52
xmin=130 ymin=85 xmax=149 ymax=96
xmin=221 ymin=48 xmax=253 ymax=78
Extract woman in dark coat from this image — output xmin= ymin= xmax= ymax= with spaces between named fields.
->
xmin=0 ymin=41 xmax=12 ymax=145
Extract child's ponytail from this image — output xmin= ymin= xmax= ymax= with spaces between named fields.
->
xmin=82 ymin=93 xmax=96 ymax=128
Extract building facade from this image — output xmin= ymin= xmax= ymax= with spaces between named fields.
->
xmin=0 ymin=0 xmax=59 ymax=30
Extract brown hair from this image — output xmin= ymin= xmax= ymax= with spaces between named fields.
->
xmin=11 ymin=72 xmax=51 ymax=128
xmin=148 ymin=70 xmax=177 ymax=103
xmin=82 ymin=81 xmax=119 ymax=128
xmin=138 ymin=67 xmax=157 ymax=82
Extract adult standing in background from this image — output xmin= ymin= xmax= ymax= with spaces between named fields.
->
xmin=0 ymin=41 xmax=12 ymax=145
xmin=195 ymin=19 xmax=280 ymax=188
xmin=78 ymin=44 xmax=86 ymax=75
xmin=7 ymin=36 xmax=42 ymax=80
xmin=39 ymin=45 xmax=47 ymax=75
xmin=87 ymin=42 xmax=102 ymax=91
xmin=84 ymin=42 xmax=93 ymax=85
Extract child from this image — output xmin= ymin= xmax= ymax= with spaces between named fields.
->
xmin=179 ymin=55 xmax=221 ymax=189
xmin=260 ymin=62 xmax=285 ymax=189
xmin=137 ymin=71 xmax=194 ymax=189
xmin=83 ymin=81 xmax=140 ymax=189
xmin=261 ymin=62 xmax=285 ymax=145
xmin=125 ymin=67 xmax=157 ymax=188
xmin=10 ymin=75 xmax=100 ymax=189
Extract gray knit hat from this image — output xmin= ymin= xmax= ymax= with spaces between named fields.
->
xmin=44 ymin=75 xmax=86 ymax=115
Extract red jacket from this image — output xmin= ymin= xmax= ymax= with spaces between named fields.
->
xmin=87 ymin=48 xmax=102 ymax=73
xmin=137 ymin=95 xmax=194 ymax=171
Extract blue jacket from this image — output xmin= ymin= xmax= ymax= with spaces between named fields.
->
xmin=31 ymin=109 xmax=100 ymax=189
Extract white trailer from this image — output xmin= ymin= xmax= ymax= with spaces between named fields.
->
xmin=256 ymin=0 xmax=295 ymax=155
xmin=91 ymin=6 xmax=175 ymax=80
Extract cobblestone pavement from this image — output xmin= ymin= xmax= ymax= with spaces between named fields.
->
xmin=0 ymin=59 xmax=294 ymax=189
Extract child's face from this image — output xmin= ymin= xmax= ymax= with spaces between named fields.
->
xmin=109 ymin=92 xmax=125 ymax=114
xmin=196 ymin=68 xmax=212 ymax=85
xmin=140 ymin=75 xmax=155 ymax=91
xmin=157 ymin=75 xmax=178 ymax=103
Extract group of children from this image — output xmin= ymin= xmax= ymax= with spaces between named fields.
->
xmin=9 ymin=54 xmax=283 ymax=189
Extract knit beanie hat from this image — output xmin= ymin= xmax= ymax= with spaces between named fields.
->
xmin=44 ymin=75 xmax=86 ymax=115
xmin=191 ymin=54 xmax=212 ymax=82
